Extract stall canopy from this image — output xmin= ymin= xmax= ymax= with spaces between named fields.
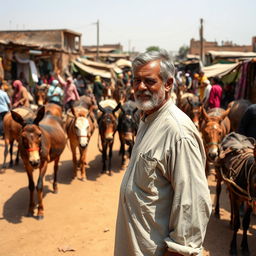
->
xmin=207 ymin=51 xmax=256 ymax=59
xmin=73 ymin=57 xmax=124 ymax=79
xmin=115 ymin=59 xmax=132 ymax=68
xmin=73 ymin=60 xmax=111 ymax=79
xmin=202 ymin=63 xmax=240 ymax=78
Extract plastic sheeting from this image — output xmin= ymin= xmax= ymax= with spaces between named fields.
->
xmin=202 ymin=63 xmax=240 ymax=78
xmin=73 ymin=60 xmax=111 ymax=79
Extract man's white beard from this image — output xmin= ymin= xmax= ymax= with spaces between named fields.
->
xmin=134 ymin=85 xmax=165 ymax=111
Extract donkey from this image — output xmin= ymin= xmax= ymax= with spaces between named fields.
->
xmin=65 ymin=106 xmax=95 ymax=180
xmin=97 ymin=102 xmax=120 ymax=175
xmin=2 ymin=107 xmax=35 ymax=171
xmin=11 ymin=106 xmax=66 ymax=219
xmin=179 ymin=94 xmax=202 ymax=129
xmin=118 ymin=101 xmax=138 ymax=168
xmin=34 ymin=84 xmax=48 ymax=106
xmin=219 ymin=132 xmax=256 ymax=256
xmin=201 ymin=107 xmax=231 ymax=217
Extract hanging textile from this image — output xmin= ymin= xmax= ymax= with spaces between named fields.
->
xmin=29 ymin=60 xmax=39 ymax=83
xmin=235 ymin=62 xmax=249 ymax=100
xmin=0 ymin=57 xmax=4 ymax=80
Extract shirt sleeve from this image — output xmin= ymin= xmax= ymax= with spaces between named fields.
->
xmin=165 ymin=137 xmax=212 ymax=256
xmin=57 ymin=74 xmax=67 ymax=87
xmin=4 ymin=92 xmax=10 ymax=104
xmin=73 ymin=85 xmax=80 ymax=100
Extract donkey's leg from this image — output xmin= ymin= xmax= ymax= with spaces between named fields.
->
xmin=229 ymin=193 xmax=240 ymax=256
xmin=2 ymin=139 xmax=9 ymax=170
xmin=120 ymin=140 xmax=125 ymax=168
xmin=101 ymin=142 xmax=107 ymax=174
xmin=15 ymin=148 xmax=19 ymax=165
xmin=26 ymin=164 xmax=35 ymax=217
xmin=241 ymin=204 xmax=252 ymax=255
xmin=71 ymin=143 xmax=78 ymax=179
xmin=79 ymin=147 xmax=87 ymax=181
xmin=108 ymin=141 xmax=114 ymax=176
xmin=53 ymin=156 xmax=60 ymax=193
xmin=9 ymin=140 xmax=14 ymax=167
xmin=36 ymin=162 xmax=47 ymax=220
xmin=215 ymin=168 xmax=222 ymax=218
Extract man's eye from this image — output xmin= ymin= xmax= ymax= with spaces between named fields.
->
xmin=145 ymin=79 xmax=155 ymax=85
xmin=133 ymin=78 xmax=141 ymax=84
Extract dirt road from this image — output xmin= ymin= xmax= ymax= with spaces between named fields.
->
xmin=0 ymin=130 xmax=255 ymax=256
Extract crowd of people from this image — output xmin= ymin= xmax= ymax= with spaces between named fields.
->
xmin=175 ymin=70 xmax=224 ymax=110
xmin=0 ymin=68 xmax=133 ymax=137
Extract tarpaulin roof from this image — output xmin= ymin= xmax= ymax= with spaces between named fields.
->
xmin=73 ymin=60 xmax=111 ymax=79
xmin=202 ymin=63 xmax=240 ymax=78
xmin=207 ymin=51 xmax=256 ymax=58
xmin=115 ymin=59 xmax=132 ymax=68
xmin=79 ymin=58 xmax=122 ymax=73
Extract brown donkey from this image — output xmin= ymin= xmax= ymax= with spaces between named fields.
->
xmin=11 ymin=106 xmax=66 ymax=219
xmin=2 ymin=107 xmax=35 ymax=171
xmin=65 ymin=106 xmax=95 ymax=180
xmin=201 ymin=107 xmax=231 ymax=217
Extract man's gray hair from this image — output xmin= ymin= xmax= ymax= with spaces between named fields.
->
xmin=132 ymin=49 xmax=175 ymax=82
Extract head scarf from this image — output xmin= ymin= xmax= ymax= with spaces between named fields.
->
xmin=12 ymin=80 xmax=24 ymax=104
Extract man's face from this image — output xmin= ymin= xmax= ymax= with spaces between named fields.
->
xmin=133 ymin=60 xmax=168 ymax=112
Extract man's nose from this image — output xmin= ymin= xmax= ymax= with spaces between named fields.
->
xmin=137 ymin=81 xmax=147 ymax=90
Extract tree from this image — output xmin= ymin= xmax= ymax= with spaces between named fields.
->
xmin=146 ymin=46 xmax=160 ymax=52
xmin=178 ymin=45 xmax=189 ymax=59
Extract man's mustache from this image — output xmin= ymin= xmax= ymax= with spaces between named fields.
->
xmin=135 ymin=91 xmax=152 ymax=97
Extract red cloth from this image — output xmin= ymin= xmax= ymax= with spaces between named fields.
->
xmin=208 ymin=84 xmax=222 ymax=108
xmin=12 ymin=80 xmax=23 ymax=104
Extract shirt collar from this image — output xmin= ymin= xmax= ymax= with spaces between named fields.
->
xmin=141 ymin=98 xmax=173 ymax=123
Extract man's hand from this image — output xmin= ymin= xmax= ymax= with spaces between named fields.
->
xmin=163 ymin=250 xmax=183 ymax=256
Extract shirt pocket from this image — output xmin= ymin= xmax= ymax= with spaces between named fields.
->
xmin=134 ymin=153 xmax=158 ymax=194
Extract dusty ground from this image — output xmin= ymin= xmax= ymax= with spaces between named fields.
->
xmin=0 ymin=130 xmax=255 ymax=256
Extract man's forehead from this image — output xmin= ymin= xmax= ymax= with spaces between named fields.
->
xmin=133 ymin=60 xmax=160 ymax=76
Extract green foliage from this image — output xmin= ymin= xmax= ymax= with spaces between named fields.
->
xmin=146 ymin=46 xmax=160 ymax=52
xmin=178 ymin=45 xmax=189 ymax=59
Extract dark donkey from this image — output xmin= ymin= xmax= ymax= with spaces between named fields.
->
xmin=118 ymin=101 xmax=138 ymax=168
xmin=11 ymin=106 xmax=66 ymax=219
xmin=98 ymin=102 xmax=120 ymax=175
xmin=219 ymin=132 xmax=256 ymax=256
xmin=201 ymin=107 xmax=231 ymax=217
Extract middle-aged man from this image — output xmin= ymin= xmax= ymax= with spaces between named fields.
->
xmin=114 ymin=50 xmax=212 ymax=256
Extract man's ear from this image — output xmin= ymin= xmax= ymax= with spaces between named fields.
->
xmin=164 ymin=77 xmax=173 ymax=92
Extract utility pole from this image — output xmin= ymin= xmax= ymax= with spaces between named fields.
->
xmin=96 ymin=19 xmax=99 ymax=61
xmin=199 ymin=18 xmax=204 ymax=64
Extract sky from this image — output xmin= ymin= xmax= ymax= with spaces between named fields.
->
xmin=1 ymin=0 xmax=256 ymax=53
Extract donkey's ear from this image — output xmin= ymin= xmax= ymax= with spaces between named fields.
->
xmin=120 ymin=104 xmax=125 ymax=113
xmin=113 ymin=103 xmax=121 ymax=113
xmin=220 ymin=107 xmax=230 ymax=120
xmin=187 ymin=97 xmax=193 ymax=106
xmin=34 ymin=106 xmax=45 ymax=125
xmin=133 ymin=107 xmax=138 ymax=115
xmin=98 ymin=103 xmax=106 ymax=113
xmin=202 ymin=107 xmax=210 ymax=121
xmin=11 ymin=110 xmax=25 ymax=126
